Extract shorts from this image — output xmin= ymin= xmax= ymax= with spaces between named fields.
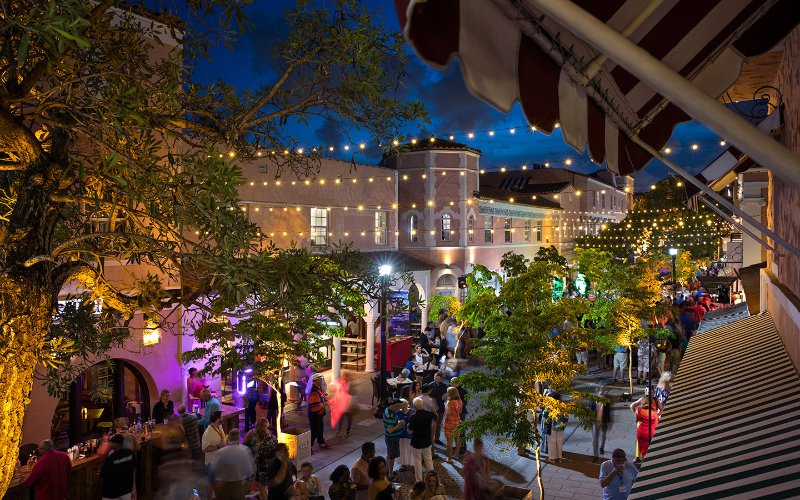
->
xmin=613 ymin=352 xmax=628 ymax=370
xmin=385 ymin=436 xmax=400 ymax=459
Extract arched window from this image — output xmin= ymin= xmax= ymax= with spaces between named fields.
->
xmin=441 ymin=214 xmax=452 ymax=241
xmin=437 ymin=274 xmax=456 ymax=287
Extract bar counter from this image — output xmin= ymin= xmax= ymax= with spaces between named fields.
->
xmin=5 ymin=434 xmax=160 ymax=500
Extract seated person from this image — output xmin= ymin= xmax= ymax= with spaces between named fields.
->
xmin=395 ymin=368 xmax=411 ymax=384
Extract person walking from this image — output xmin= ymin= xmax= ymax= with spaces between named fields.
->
xmin=443 ymin=386 xmax=462 ymax=463
xmin=654 ymin=371 xmax=674 ymax=409
xmin=382 ymin=400 xmax=405 ymax=481
xmin=22 ymin=440 xmax=71 ymax=500
xmin=244 ymin=385 xmax=260 ymax=432
xmin=631 ymin=393 xmax=660 ymax=461
xmin=463 ymin=437 xmax=491 ymax=500
xmin=210 ymin=428 xmax=255 ymax=500
xmin=599 ymin=449 xmax=638 ymax=500
xmin=306 ymin=373 xmax=330 ymax=450
xmin=589 ymin=386 xmax=612 ymax=457
xmin=407 ymin=397 xmax=437 ymax=482
xmin=177 ymin=404 xmax=202 ymax=460
xmin=99 ymin=434 xmax=135 ymax=500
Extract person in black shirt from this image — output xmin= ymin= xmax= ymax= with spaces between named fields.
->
xmin=100 ymin=434 xmax=135 ymax=499
xmin=266 ymin=443 xmax=296 ymax=500
xmin=407 ymin=398 xmax=437 ymax=482
xmin=423 ymin=373 xmax=448 ymax=445
xmin=152 ymin=389 xmax=174 ymax=424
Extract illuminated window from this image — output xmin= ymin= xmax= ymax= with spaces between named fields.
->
xmin=467 ymin=215 xmax=475 ymax=243
xmin=310 ymin=208 xmax=328 ymax=248
xmin=536 ymin=220 xmax=543 ymax=242
xmin=409 ymin=214 xmax=418 ymax=243
xmin=504 ymin=218 xmax=512 ymax=243
xmin=375 ymin=211 xmax=388 ymax=245
xmin=484 ymin=216 xmax=493 ymax=243
xmin=524 ymin=219 xmax=531 ymax=242
xmin=441 ymin=214 xmax=452 ymax=241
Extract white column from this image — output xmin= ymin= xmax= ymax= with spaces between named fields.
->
xmin=365 ymin=304 xmax=376 ymax=372
xmin=332 ymin=336 xmax=342 ymax=382
xmin=420 ymin=306 xmax=429 ymax=333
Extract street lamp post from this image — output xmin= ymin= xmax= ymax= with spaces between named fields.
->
xmin=378 ymin=265 xmax=392 ymax=405
xmin=669 ymin=248 xmax=679 ymax=306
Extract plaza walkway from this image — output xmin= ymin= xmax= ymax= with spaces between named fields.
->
xmin=274 ymin=365 xmax=645 ymax=499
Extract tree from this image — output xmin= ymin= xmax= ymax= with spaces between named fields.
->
xmin=181 ymin=244 xmax=393 ymax=440
xmin=0 ymin=0 xmax=425 ymax=492
xmin=575 ymin=249 xmax=670 ymax=395
xmin=457 ymin=254 xmax=594 ymax=500
xmin=576 ymin=176 xmax=729 ymax=259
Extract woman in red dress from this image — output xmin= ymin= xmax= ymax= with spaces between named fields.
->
xmin=634 ymin=394 xmax=660 ymax=460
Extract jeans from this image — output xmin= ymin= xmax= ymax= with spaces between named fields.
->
xmin=592 ymin=423 xmax=608 ymax=457
xmin=411 ymin=446 xmax=434 ymax=482
xmin=309 ymin=412 xmax=326 ymax=446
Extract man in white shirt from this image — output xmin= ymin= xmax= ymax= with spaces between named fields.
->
xmin=211 ymin=428 xmax=255 ymax=500
xmin=351 ymin=441 xmax=375 ymax=500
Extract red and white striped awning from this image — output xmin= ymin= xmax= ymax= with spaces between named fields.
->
xmin=396 ymin=0 xmax=799 ymax=176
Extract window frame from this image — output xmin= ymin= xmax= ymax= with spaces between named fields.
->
xmin=441 ymin=214 xmax=452 ymax=241
xmin=524 ymin=219 xmax=532 ymax=242
xmin=374 ymin=211 xmax=388 ymax=245
xmin=467 ymin=215 xmax=475 ymax=243
xmin=504 ymin=217 xmax=512 ymax=243
xmin=310 ymin=207 xmax=329 ymax=248
xmin=409 ymin=214 xmax=418 ymax=243
xmin=484 ymin=216 xmax=493 ymax=243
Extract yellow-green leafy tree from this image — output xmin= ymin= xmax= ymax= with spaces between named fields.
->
xmin=0 ymin=0 xmax=426 ymax=492
xmin=457 ymin=254 xmax=595 ymax=500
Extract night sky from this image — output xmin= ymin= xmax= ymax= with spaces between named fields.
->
xmin=191 ymin=1 xmax=731 ymax=192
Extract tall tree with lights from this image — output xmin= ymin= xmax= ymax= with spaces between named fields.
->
xmin=576 ymin=176 xmax=730 ymax=259
xmin=0 ymin=0 xmax=426 ymax=492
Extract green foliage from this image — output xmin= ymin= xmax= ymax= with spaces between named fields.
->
xmin=500 ymin=251 xmax=529 ymax=277
xmin=427 ymin=294 xmax=461 ymax=318
xmin=576 ymin=176 xmax=729 ymax=259
xmin=456 ymin=252 xmax=595 ymax=457
xmin=533 ymin=245 xmax=569 ymax=275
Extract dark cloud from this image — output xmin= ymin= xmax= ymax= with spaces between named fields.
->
xmin=242 ymin=8 xmax=291 ymax=76
xmin=415 ymin=61 xmax=508 ymax=132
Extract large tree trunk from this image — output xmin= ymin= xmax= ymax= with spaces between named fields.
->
xmin=0 ymin=275 xmax=54 ymax=496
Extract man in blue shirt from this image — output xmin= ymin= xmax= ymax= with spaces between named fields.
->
xmin=198 ymin=389 xmax=221 ymax=430
xmin=383 ymin=400 xmax=405 ymax=481
xmin=599 ymin=448 xmax=638 ymax=500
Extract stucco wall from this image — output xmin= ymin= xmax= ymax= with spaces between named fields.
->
xmin=766 ymin=24 xmax=800 ymax=368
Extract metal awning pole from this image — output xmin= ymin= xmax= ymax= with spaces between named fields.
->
xmin=631 ymin=135 xmax=800 ymax=260
xmin=526 ymin=0 xmax=800 ymax=190
xmin=696 ymin=196 xmax=784 ymax=257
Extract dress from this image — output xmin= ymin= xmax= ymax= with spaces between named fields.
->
xmin=443 ymin=400 xmax=463 ymax=439
xmin=463 ymin=452 xmax=490 ymax=500
xmin=254 ymin=436 xmax=279 ymax=486
xmin=635 ymin=406 xmax=659 ymax=458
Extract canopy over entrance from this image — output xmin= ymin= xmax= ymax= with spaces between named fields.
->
xmin=396 ymin=0 xmax=800 ymax=176
xmin=630 ymin=313 xmax=800 ymax=499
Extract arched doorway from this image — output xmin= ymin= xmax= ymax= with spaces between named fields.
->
xmin=51 ymin=359 xmax=150 ymax=448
